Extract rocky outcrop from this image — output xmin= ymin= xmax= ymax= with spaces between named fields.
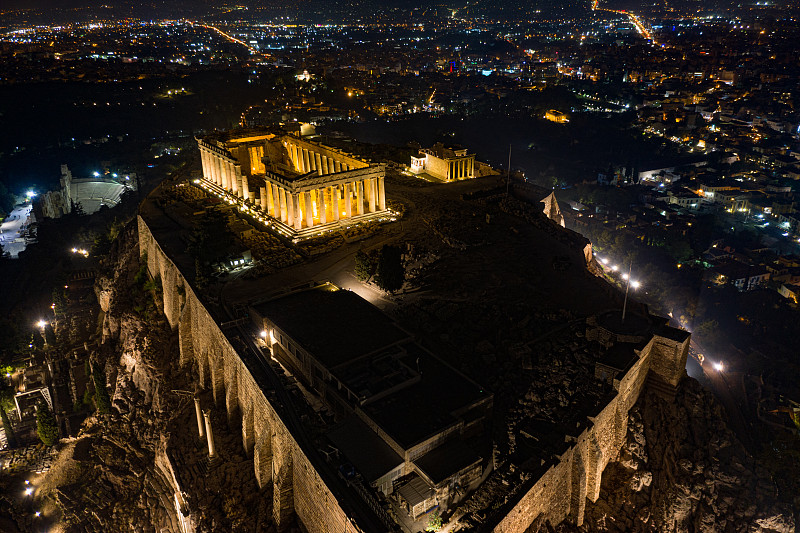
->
xmin=40 ymin=225 xmax=266 ymax=533
xmin=557 ymin=379 xmax=795 ymax=533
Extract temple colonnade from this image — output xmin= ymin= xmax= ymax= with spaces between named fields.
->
xmin=199 ymin=141 xmax=250 ymax=202
xmin=259 ymin=176 xmax=386 ymax=231
xmin=448 ymin=158 xmax=475 ymax=181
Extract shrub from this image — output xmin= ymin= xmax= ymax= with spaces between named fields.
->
xmin=36 ymin=404 xmax=60 ymax=446
xmin=375 ymin=245 xmax=405 ymax=293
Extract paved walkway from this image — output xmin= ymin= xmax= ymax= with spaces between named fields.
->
xmin=0 ymin=203 xmax=34 ymax=258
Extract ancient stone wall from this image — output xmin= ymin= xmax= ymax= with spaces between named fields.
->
xmin=492 ymin=334 xmax=678 ymax=532
xmin=138 ymin=216 xmax=367 ymax=533
xmin=138 ymin=214 xmax=687 ymax=533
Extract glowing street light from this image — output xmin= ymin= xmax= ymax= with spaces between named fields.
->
xmin=260 ymin=331 xmax=267 ymax=338
xmin=713 ymin=361 xmax=724 ymax=372
xmin=36 ymin=320 xmax=47 ymax=328
xmin=24 ymin=487 xmax=33 ymax=496
xmin=93 ymin=171 xmax=100 ymax=177
xmin=611 ymin=265 xmax=619 ymax=272
xmin=622 ymin=273 xmax=629 ymax=280
xmin=631 ymin=280 xmax=641 ymax=289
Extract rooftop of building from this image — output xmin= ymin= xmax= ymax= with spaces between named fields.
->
xmin=413 ymin=438 xmax=483 ymax=486
xmin=327 ymin=416 xmax=404 ymax=483
xmin=360 ymin=342 xmax=489 ymax=450
xmin=253 ymin=284 xmax=410 ymax=369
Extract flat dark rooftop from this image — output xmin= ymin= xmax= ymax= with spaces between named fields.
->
xmin=327 ymin=417 xmax=403 ymax=483
xmin=254 ymin=286 xmax=410 ymax=369
xmin=362 ymin=343 xmax=490 ymax=450
xmin=414 ymin=438 xmax=482 ymax=486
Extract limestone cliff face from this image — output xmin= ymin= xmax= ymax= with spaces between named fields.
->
xmin=558 ymin=379 xmax=795 ymax=533
xmin=43 ymin=223 xmax=263 ymax=533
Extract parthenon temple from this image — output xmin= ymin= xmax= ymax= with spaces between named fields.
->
xmin=197 ymin=129 xmax=389 ymax=239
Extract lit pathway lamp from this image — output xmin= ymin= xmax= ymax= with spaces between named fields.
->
xmin=36 ymin=320 xmax=48 ymax=346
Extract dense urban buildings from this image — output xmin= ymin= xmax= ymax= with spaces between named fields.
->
xmin=1 ymin=0 xmax=799 ymax=532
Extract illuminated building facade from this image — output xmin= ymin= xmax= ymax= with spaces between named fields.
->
xmin=410 ymin=143 xmax=475 ymax=182
xmin=197 ymin=129 xmax=388 ymax=239
xmin=544 ymin=109 xmax=569 ymax=123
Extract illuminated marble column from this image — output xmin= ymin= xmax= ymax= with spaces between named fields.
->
xmin=205 ymin=150 xmax=214 ymax=181
xmin=304 ymin=191 xmax=313 ymax=228
xmin=332 ymin=186 xmax=340 ymax=221
xmin=291 ymin=145 xmax=299 ymax=171
xmin=220 ymin=158 xmax=230 ymax=190
xmin=240 ymin=167 xmax=249 ymax=201
xmin=343 ymin=163 xmax=349 ymax=172
xmin=203 ymin=410 xmax=216 ymax=458
xmin=200 ymin=149 xmax=209 ymax=179
xmin=323 ymin=156 xmax=331 ymax=175
xmin=213 ymin=153 xmax=221 ymax=186
xmin=229 ymin=162 xmax=239 ymax=196
xmin=378 ymin=176 xmax=386 ymax=211
xmin=345 ymin=183 xmax=352 ymax=218
xmin=276 ymin=185 xmax=285 ymax=222
xmin=261 ymin=186 xmax=268 ymax=212
xmin=367 ymin=178 xmax=376 ymax=213
xmin=194 ymin=396 xmax=204 ymax=439
xmin=212 ymin=156 xmax=220 ymax=187
xmin=293 ymin=194 xmax=302 ymax=230
xmin=356 ymin=181 xmax=364 ymax=215
xmin=210 ymin=154 xmax=218 ymax=186
xmin=265 ymin=185 xmax=274 ymax=215
xmin=284 ymin=189 xmax=292 ymax=226
xmin=314 ymin=153 xmax=322 ymax=175
xmin=335 ymin=160 xmax=342 ymax=173
xmin=208 ymin=152 xmax=217 ymax=185
xmin=302 ymin=149 xmax=310 ymax=173
xmin=319 ymin=188 xmax=327 ymax=224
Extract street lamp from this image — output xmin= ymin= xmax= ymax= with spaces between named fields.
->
xmin=36 ymin=320 xmax=47 ymax=329
xmin=713 ymin=361 xmax=724 ymax=372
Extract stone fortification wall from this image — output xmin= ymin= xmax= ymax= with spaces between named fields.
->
xmin=138 ymin=216 xmax=367 ymax=533
xmin=492 ymin=332 xmax=686 ymax=532
xmin=138 ymin=212 xmax=688 ymax=533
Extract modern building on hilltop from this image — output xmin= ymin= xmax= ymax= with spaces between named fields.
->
xmin=410 ymin=143 xmax=476 ymax=181
xmin=250 ymin=283 xmax=492 ymax=519
xmin=197 ymin=129 xmax=389 ymax=239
